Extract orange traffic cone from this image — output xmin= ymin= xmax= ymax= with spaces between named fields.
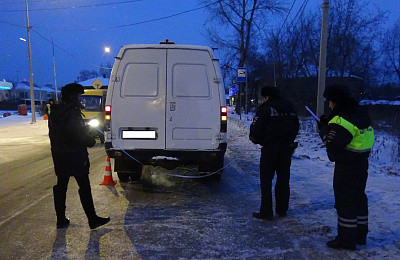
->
xmin=100 ymin=157 xmax=116 ymax=186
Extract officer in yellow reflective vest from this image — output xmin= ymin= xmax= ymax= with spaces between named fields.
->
xmin=318 ymin=84 xmax=374 ymax=250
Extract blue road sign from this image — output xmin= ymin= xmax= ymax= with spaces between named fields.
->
xmin=237 ymin=67 xmax=246 ymax=82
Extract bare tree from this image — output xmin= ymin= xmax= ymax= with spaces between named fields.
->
xmin=268 ymin=13 xmax=320 ymax=79
xmin=201 ymin=0 xmax=285 ymax=72
xmin=382 ymin=19 xmax=400 ymax=83
xmin=266 ymin=0 xmax=386 ymax=86
xmin=327 ymin=0 xmax=386 ymax=84
xmin=99 ymin=62 xmax=113 ymax=79
xmin=76 ymin=70 xmax=98 ymax=82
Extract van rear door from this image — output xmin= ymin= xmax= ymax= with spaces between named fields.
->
xmin=165 ymin=48 xmax=220 ymax=150
xmin=111 ymin=48 xmax=167 ymax=149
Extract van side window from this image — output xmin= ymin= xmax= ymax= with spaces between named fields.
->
xmin=173 ymin=64 xmax=210 ymax=98
xmin=121 ymin=63 xmax=159 ymax=97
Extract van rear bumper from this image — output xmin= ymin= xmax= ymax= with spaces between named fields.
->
xmin=105 ymin=142 xmax=227 ymax=165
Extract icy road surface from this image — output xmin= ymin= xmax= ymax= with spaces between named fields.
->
xmin=0 ymin=112 xmax=399 ymax=259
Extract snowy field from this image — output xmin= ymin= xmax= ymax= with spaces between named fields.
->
xmin=1 ymin=109 xmax=400 ymax=258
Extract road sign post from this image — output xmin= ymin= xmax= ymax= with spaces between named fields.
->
xmin=237 ymin=68 xmax=247 ymax=118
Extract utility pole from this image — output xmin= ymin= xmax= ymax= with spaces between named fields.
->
xmin=52 ymin=37 xmax=58 ymax=101
xmin=25 ymin=0 xmax=36 ymax=123
xmin=316 ymin=0 xmax=329 ymax=117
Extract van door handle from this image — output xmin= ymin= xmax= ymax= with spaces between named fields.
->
xmin=170 ymin=102 xmax=176 ymax=111
xmin=170 ymin=116 xmax=172 ymax=121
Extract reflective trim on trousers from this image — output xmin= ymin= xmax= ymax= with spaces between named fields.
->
xmin=338 ymin=216 xmax=357 ymax=228
xmin=357 ymin=215 xmax=368 ymax=225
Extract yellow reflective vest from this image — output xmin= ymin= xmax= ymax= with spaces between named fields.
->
xmin=329 ymin=116 xmax=374 ymax=153
xmin=46 ymin=103 xmax=51 ymax=115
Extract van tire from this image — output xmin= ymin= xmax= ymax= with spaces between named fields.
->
xmin=117 ymin=172 xmax=130 ymax=182
xmin=129 ymin=172 xmax=142 ymax=181
xmin=209 ymin=172 xmax=222 ymax=181
xmin=199 ymin=157 xmax=224 ymax=175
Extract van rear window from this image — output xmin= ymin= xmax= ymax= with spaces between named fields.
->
xmin=172 ymin=64 xmax=210 ymax=98
xmin=121 ymin=63 xmax=159 ymax=97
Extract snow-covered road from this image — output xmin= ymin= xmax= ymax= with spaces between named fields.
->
xmin=0 ymin=110 xmax=399 ymax=259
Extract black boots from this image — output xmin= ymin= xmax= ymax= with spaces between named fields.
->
xmin=78 ymin=188 xmax=110 ymax=229
xmin=53 ymin=186 xmax=70 ymax=229
xmin=252 ymin=212 xmax=273 ymax=221
xmin=326 ymin=238 xmax=356 ymax=250
xmin=88 ymin=216 xmax=111 ymax=230
xmin=53 ymin=185 xmax=110 ymax=229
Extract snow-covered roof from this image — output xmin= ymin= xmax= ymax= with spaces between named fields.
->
xmin=360 ymin=100 xmax=400 ymax=105
xmin=13 ymin=81 xmax=42 ymax=91
xmin=41 ymin=86 xmax=60 ymax=93
xmin=0 ymin=80 xmax=12 ymax=89
xmin=78 ymin=77 xmax=109 ymax=87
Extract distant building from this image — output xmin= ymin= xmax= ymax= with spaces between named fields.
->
xmin=0 ymin=80 xmax=12 ymax=102
xmin=10 ymin=80 xmax=60 ymax=105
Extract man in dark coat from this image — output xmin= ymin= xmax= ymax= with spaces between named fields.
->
xmin=49 ymin=83 xmax=110 ymax=229
xmin=318 ymin=84 xmax=374 ymax=250
xmin=249 ymin=86 xmax=299 ymax=221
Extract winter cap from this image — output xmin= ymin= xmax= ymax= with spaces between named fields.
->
xmin=261 ymin=86 xmax=280 ymax=98
xmin=61 ymin=83 xmax=84 ymax=101
xmin=324 ymin=84 xmax=351 ymax=104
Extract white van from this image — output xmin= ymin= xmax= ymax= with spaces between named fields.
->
xmin=104 ymin=41 xmax=227 ymax=182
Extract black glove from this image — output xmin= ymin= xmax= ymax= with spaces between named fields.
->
xmin=317 ymin=115 xmax=328 ymax=130
xmin=249 ymin=135 xmax=259 ymax=144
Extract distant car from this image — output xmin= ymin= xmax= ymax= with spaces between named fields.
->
xmin=81 ymin=88 xmax=107 ymax=143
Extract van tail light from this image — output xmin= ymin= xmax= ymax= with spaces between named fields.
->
xmin=220 ymin=106 xmax=227 ymax=132
xmin=105 ymin=105 xmax=111 ymax=131
xmin=105 ymin=105 xmax=111 ymax=120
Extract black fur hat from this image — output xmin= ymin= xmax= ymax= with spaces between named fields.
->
xmin=61 ymin=83 xmax=84 ymax=101
xmin=324 ymin=84 xmax=351 ymax=104
xmin=261 ymin=86 xmax=280 ymax=98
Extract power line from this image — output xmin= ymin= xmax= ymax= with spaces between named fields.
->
xmin=0 ymin=20 xmax=25 ymax=28
xmin=1 ymin=1 xmax=219 ymax=70
xmin=287 ymin=0 xmax=310 ymax=29
xmin=0 ymin=0 xmax=145 ymax=12
xmin=31 ymin=28 xmax=113 ymax=70
xmin=0 ymin=1 xmax=218 ymax=32
xmin=44 ymin=3 xmax=216 ymax=31
xmin=277 ymin=0 xmax=298 ymax=37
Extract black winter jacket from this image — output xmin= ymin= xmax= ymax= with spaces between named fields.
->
xmin=49 ymin=100 xmax=96 ymax=176
xmin=250 ymin=97 xmax=299 ymax=146
xmin=319 ymin=99 xmax=372 ymax=162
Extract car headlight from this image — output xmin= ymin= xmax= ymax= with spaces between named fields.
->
xmin=88 ymin=119 xmax=100 ymax=127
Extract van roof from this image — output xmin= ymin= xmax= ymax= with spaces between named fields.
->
xmin=117 ymin=44 xmax=217 ymax=59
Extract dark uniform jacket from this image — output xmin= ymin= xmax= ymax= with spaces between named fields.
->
xmin=250 ymin=97 xmax=299 ymax=146
xmin=319 ymin=99 xmax=373 ymax=162
xmin=49 ymin=100 xmax=96 ymax=176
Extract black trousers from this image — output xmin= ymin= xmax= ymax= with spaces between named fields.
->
xmin=259 ymin=143 xmax=293 ymax=217
xmin=54 ymin=174 xmax=97 ymax=220
xmin=56 ymin=174 xmax=91 ymax=195
xmin=333 ymin=159 xmax=369 ymax=245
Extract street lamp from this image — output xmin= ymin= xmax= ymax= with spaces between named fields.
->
xmin=103 ymin=46 xmax=113 ymax=78
xmin=25 ymin=0 xmax=36 ymax=124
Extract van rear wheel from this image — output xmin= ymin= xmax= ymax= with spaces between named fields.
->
xmin=117 ymin=172 xmax=130 ymax=182
xmin=129 ymin=172 xmax=142 ymax=181
xmin=199 ymin=157 xmax=224 ymax=179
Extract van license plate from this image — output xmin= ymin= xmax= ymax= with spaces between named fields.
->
xmin=122 ymin=130 xmax=156 ymax=139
